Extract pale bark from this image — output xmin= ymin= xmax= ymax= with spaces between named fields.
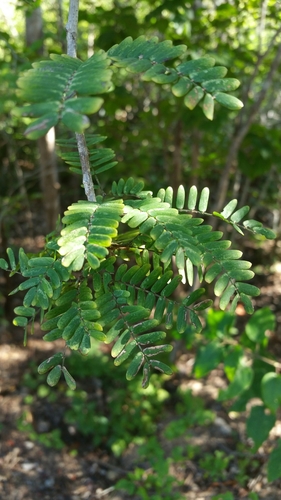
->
xmin=66 ymin=0 xmax=96 ymax=202
xmin=38 ymin=128 xmax=61 ymax=231
xmin=26 ymin=6 xmax=60 ymax=232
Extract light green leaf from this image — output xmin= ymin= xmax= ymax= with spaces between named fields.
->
xmin=198 ymin=187 xmax=210 ymax=212
xmin=65 ymin=97 xmax=103 ymax=114
xmin=214 ymin=273 xmax=229 ymax=297
xmin=61 ymin=110 xmax=90 ymax=133
xmin=215 ymin=92 xmax=243 ymax=110
xmin=177 ymin=57 xmax=215 ymax=74
xmin=187 ymin=185 xmax=197 ymax=209
xmin=176 ymin=185 xmax=185 ymax=209
xmin=236 ymin=283 xmax=260 ymax=297
xmin=203 ymin=78 xmax=240 ymax=93
xmin=171 ymin=77 xmax=193 ymax=97
xmin=184 ymin=87 xmax=204 ymax=110
xmin=230 ymin=205 xmax=250 ymax=223
xmin=219 ymin=284 xmax=236 ymax=310
xmin=220 ymin=199 xmax=238 ymax=219
xmin=190 ymin=66 xmax=227 ymax=82
xmin=202 ymin=93 xmax=214 ymax=120
xmin=25 ymin=113 xmax=59 ymax=139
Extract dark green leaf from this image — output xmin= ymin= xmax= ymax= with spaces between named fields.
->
xmin=245 ymin=307 xmax=275 ymax=343
xmin=268 ymin=440 xmax=281 ymax=482
xmin=246 ymin=406 xmax=275 ymax=451
xmin=62 ymin=366 xmax=76 ymax=390
xmin=262 ymin=373 xmax=281 ymax=412
xmin=126 ymin=352 xmax=144 ymax=380
xmin=38 ymin=353 xmax=63 ymax=374
xmin=47 ymin=365 xmax=62 ymax=386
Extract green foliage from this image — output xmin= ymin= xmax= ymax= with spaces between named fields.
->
xmin=116 ymin=436 xmax=185 ymax=500
xmin=2 ymin=31 xmax=275 ymax=392
xmin=16 ymin=35 xmax=244 ymax=139
xmin=199 ymin=450 xmax=231 ymax=481
xmin=2 ymin=9 xmax=279 ymax=483
xmin=190 ymin=306 xmax=280 ymax=481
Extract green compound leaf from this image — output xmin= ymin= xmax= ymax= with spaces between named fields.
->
xmin=18 ymin=52 xmax=112 ymax=138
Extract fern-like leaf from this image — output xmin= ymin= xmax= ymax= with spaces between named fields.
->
xmin=17 ymin=52 xmax=112 ymax=138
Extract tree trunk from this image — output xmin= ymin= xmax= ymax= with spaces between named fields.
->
xmin=25 ymin=6 xmax=60 ymax=232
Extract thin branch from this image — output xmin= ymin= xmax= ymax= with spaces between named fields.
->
xmin=66 ymin=0 xmax=79 ymax=58
xmin=66 ymin=0 xmax=96 ymax=202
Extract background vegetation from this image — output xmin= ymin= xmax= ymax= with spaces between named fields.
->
xmin=1 ymin=1 xmax=281 ymax=499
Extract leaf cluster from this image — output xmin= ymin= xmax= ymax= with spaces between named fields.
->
xmin=0 ymin=34 xmax=273 ymax=392
xmin=16 ymin=36 xmax=243 ymax=139
xmin=0 ymin=180 xmax=274 ymax=389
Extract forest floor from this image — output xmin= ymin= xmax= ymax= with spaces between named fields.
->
xmin=1 ymin=241 xmax=281 ymax=500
